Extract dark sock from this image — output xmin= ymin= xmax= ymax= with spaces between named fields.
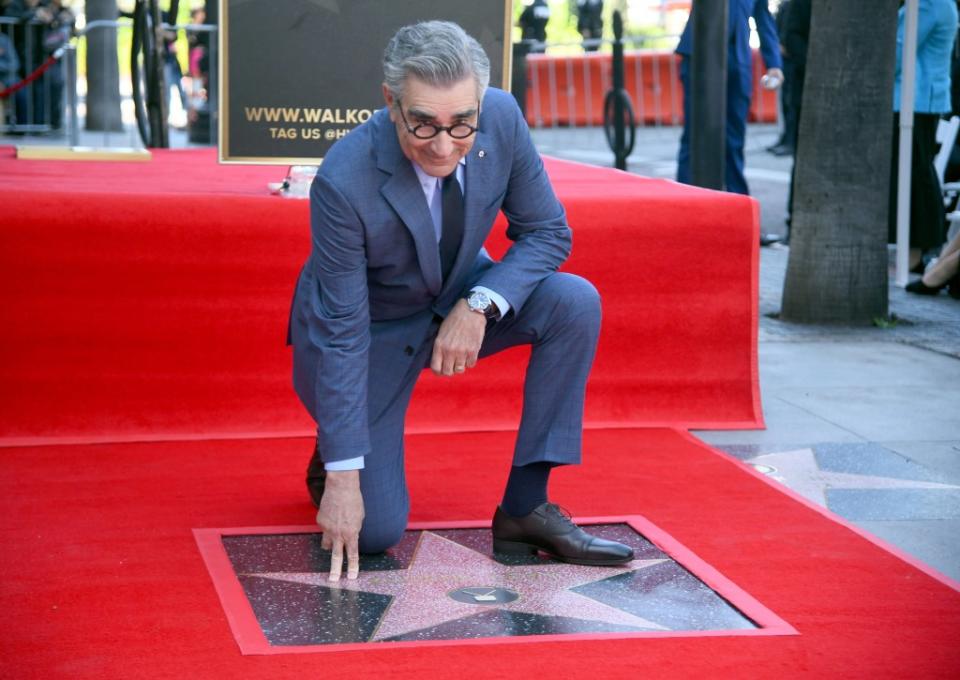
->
xmin=501 ymin=462 xmax=555 ymax=517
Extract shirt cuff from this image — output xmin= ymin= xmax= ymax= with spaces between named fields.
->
xmin=324 ymin=456 xmax=365 ymax=471
xmin=471 ymin=286 xmax=511 ymax=318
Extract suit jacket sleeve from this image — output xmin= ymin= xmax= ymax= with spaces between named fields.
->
xmin=473 ymin=96 xmax=572 ymax=313
xmin=753 ymin=0 xmax=783 ymax=70
xmin=305 ymin=172 xmax=372 ymax=462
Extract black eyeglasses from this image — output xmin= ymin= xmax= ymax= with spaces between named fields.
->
xmin=397 ymin=99 xmax=479 ymax=140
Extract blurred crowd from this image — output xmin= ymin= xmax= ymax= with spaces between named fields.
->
xmin=0 ymin=0 xmax=74 ymax=132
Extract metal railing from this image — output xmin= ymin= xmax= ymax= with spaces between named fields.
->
xmin=1 ymin=16 xmax=218 ymax=148
xmin=3 ymin=22 xmax=775 ymax=149
xmin=1 ymin=15 xmax=67 ymax=135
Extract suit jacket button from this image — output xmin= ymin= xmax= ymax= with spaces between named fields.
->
xmin=404 ymin=346 xmax=414 ymax=356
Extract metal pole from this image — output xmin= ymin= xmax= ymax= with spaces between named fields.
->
xmin=25 ymin=22 xmax=34 ymax=130
xmin=65 ymin=44 xmax=79 ymax=146
xmin=510 ymin=41 xmax=530 ymax=117
xmin=208 ymin=25 xmax=218 ymax=145
xmin=612 ymin=11 xmax=627 ymax=170
xmin=896 ymin=0 xmax=919 ymax=287
xmin=146 ymin=0 xmax=169 ymax=147
xmin=530 ymin=55 xmax=542 ymax=126
xmin=690 ymin=0 xmax=728 ymax=190
xmin=102 ymin=24 xmax=108 ymax=148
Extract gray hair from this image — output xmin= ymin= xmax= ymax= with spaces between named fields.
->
xmin=382 ymin=21 xmax=491 ymax=103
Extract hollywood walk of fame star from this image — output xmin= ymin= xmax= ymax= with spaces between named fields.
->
xmin=253 ymin=530 xmax=670 ymax=641
xmin=747 ymin=448 xmax=960 ymax=508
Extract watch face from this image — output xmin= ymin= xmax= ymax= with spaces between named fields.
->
xmin=468 ymin=291 xmax=490 ymax=312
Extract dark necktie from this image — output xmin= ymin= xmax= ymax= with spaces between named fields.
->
xmin=439 ymin=173 xmax=464 ymax=281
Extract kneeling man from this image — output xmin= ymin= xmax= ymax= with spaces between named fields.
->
xmin=289 ymin=20 xmax=633 ymax=581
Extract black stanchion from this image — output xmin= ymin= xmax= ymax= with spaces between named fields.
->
xmin=603 ymin=11 xmax=635 ymax=171
xmin=511 ymin=41 xmax=531 ymax=119
xmin=130 ymin=0 xmax=174 ymax=148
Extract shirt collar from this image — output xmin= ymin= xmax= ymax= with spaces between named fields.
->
xmin=412 ymin=156 xmax=466 ymax=191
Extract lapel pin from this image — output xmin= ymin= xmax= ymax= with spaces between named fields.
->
xmin=478 ymin=150 xmax=486 ymax=158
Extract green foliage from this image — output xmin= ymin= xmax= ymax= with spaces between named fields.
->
xmin=872 ymin=314 xmax=907 ymax=329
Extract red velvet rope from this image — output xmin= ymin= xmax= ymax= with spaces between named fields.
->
xmin=0 ymin=52 xmax=60 ymax=99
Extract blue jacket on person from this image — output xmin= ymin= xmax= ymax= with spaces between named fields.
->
xmin=675 ymin=0 xmax=783 ymax=86
xmin=0 ymin=32 xmax=19 ymax=86
xmin=895 ymin=0 xmax=958 ymax=114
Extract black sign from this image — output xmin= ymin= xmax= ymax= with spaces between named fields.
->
xmin=220 ymin=0 xmax=512 ymax=164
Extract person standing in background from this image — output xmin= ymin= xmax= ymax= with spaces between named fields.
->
xmin=674 ymin=2 xmax=783 ymax=195
xmin=161 ymin=9 xmax=186 ymax=127
xmin=38 ymin=0 xmax=72 ymax=132
xmin=576 ymin=0 xmax=603 ymax=52
xmin=767 ymin=0 xmax=795 ymax=156
xmin=889 ymin=0 xmax=958 ymax=273
xmin=0 ymin=30 xmax=19 ymax=127
xmin=519 ymin=0 xmax=550 ymax=52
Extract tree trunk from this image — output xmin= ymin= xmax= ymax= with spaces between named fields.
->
xmin=780 ymin=0 xmax=898 ymax=323
xmin=84 ymin=0 xmax=123 ymax=131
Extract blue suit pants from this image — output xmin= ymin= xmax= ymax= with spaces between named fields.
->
xmin=354 ymin=272 xmax=601 ymax=553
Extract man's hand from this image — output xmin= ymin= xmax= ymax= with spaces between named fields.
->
xmin=761 ymin=67 xmax=785 ymax=90
xmin=431 ymin=299 xmax=487 ymax=376
xmin=316 ymin=470 xmax=364 ymax=581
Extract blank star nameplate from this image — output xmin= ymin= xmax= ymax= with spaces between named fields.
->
xmin=194 ymin=517 xmax=796 ymax=654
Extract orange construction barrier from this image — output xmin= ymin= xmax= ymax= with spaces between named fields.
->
xmin=524 ymin=49 xmax=778 ymax=127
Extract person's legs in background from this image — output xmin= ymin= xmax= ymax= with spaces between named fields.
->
xmin=724 ymin=66 xmax=752 ymax=196
xmin=676 ymin=57 xmax=692 ymax=185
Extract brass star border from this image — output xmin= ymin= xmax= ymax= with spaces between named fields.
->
xmin=194 ymin=516 xmax=797 ymax=655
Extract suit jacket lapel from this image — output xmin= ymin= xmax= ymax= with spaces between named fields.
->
xmin=375 ymin=116 xmax=443 ymax=296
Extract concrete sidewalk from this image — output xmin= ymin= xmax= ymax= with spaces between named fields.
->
xmin=532 ymin=123 xmax=960 ymax=583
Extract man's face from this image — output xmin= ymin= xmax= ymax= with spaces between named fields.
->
xmin=383 ymin=76 xmax=480 ymax=178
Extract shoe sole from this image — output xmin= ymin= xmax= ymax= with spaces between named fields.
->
xmin=492 ymin=538 xmax=633 ymax=566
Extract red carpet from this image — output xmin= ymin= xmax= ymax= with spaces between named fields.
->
xmin=2 ymin=430 xmax=959 ymax=678
xmin=1 ymin=147 xmax=760 ymax=445
xmin=4 ymin=148 xmax=957 ymax=677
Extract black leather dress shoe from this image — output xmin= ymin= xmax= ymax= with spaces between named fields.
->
xmin=905 ymin=278 xmax=945 ymax=295
xmin=948 ymin=272 xmax=960 ymax=300
xmin=760 ymin=233 xmax=784 ymax=247
xmin=492 ymin=503 xmax=634 ymax=566
xmin=306 ymin=439 xmax=325 ymax=508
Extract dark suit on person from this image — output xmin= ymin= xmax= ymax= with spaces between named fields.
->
xmin=675 ymin=0 xmax=783 ymax=195
xmin=519 ymin=0 xmax=550 ymax=47
xmin=288 ymin=87 xmax=601 ymax=552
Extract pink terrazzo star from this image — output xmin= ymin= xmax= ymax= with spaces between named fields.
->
xmin=256 ymin=530 xmax=669 ymax=641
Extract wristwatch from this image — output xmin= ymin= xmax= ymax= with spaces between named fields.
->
xmin=465 ymin=290 xmax=501 ymax=321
